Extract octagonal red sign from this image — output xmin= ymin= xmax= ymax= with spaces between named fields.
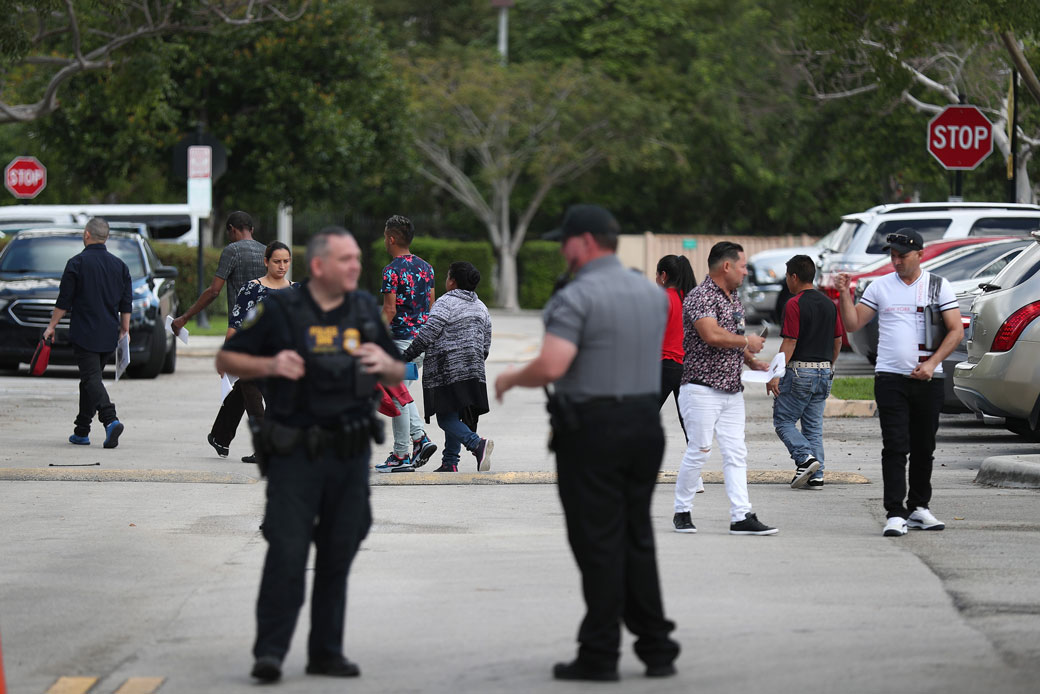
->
xmin=927 ymin=106 xmax=994 ymax=171
xmin=5 ymin=156 xmax=47 ymax=199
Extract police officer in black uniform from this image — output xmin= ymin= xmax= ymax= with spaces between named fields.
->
xmin=217 ymin=226 xmax=405 ymax=684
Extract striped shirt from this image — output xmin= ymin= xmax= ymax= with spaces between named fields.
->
xmin=215 ymin=239 xmax=266 ymax=315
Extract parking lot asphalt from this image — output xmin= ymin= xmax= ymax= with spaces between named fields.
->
xmin=1 ymin=310 xmax=1039 ymax=693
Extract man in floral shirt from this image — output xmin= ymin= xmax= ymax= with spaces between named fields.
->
xmin=377 ymin=215 xmax=437 ymax=472
xmin=672 ymin=241 xmax=778 ymax=536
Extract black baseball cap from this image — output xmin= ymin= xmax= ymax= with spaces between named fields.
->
xmin=883 ymin=228 xmax=924 ymax=253
xmin=542 ymin=204 xmax=620 ymax=242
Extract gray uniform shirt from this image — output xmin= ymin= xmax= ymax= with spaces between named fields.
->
xmin=544 ymin=254 xmax=668 ymax=402
xmin=215 ymin=239 xmax=266 ymax=315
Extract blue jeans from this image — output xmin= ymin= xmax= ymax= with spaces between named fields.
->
xmin=435 ymin=411 xmax=481 ymax=467
xmin=772 ymin=367 xmax=832 ymax=476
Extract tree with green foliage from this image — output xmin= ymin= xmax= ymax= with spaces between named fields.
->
xmin=796 ymin=1 xmax=1040 ymax=202
xmin=0 ymin=0 xmax=309 ymax=124
xmin=404 ymin=48 xmax=670 ymax=309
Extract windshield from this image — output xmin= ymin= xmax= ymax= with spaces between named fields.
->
xmin=926 ymin=242 xmax=1028 ymax=281
xmin=0 ymin=235 xmax=144 ymax=277
xmin=866 ymin=219 xmax=951 ymax=254
xmin=829 ymin=221 xmax=859 ymax=253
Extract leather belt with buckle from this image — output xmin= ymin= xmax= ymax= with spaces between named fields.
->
xmin=790 ymin=360 xmax=831 ymax=369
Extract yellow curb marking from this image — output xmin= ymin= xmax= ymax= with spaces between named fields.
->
xmin=114 ymin=677 xmax=165 ymax=694
xmin=46 ymin=677 xmax=97 ymax=694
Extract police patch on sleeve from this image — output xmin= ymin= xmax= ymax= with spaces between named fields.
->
xmin=240 ymin=302 xmax=264 ymax=330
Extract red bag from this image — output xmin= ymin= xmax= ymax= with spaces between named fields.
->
xmin=29 ymin=337 xmax=51 ymax=376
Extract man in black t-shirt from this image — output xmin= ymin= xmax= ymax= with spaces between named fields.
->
xmin=766 ymin=255 xmax=843 ymax=489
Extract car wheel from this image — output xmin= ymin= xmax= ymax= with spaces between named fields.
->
xmin=161 ymin=338 xmax=176 ymax=374
xmin=128 ymin=321 xmax=166 ymax=379
xmin=1005 ymin=418 xmax=1040 ymax=443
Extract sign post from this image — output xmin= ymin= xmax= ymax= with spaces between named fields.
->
xmin=4 ymin=156 xmax=47 ymax=199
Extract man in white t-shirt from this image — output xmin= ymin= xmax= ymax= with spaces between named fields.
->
xmin=837 ymin=228 xmax=963 ymax=537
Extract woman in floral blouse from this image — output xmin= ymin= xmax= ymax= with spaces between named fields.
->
xmin=212 ymin=241 xmax=298 ymax=464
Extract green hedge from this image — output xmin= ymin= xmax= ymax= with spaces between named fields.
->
xmin=517 ymin=241 xmax=566 ymax=309
xmin=152 ymin=242 xmax=229 ymax=317
xmin=1 ymin=233 xmax=562 ymax=311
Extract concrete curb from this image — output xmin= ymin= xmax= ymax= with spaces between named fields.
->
xmin=0 ymin=467 xmax=871 ymax=485
xmin=369 ymin=470 xmax=871 ymax=486
xmin=974 ymin=454 xmax=1040 ymax=488
xmin=824 ymin=396 xmax=877 ymax=418
xmin=0 ymin=468 xmax=258 ymax=484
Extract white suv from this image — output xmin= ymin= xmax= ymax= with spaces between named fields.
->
xmin=818 ymin=202 xmax=1040 ymax=275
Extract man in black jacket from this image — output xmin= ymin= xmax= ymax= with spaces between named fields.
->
xmin=43 ymin=217 xmax=132 ymax=448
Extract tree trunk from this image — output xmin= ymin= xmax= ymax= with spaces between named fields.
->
xmin=1017 ymin=149 xmax=1035 ymax=203
xmin=497 ymin=243 xmax=520 ymax=311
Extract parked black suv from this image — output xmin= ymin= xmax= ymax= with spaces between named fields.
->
xmin=0 ymin=228 xmax=179 ymax=378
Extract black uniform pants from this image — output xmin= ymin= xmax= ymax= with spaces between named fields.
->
xmin=210 ymin=380 xmax=264 ymax=446
xmin=874 ymin=373 xmax=944 ymax=519
xmin=73 ymin=345 xmax=116 ymax=437
xmin=553 ymin=397 xmax=680 ymax=671
xmin=253 ymin=443 xmax=372 ymax=663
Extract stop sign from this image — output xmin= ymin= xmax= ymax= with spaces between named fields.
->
xmin=4 ymin=156 xmax=47 ymax=199
xmin=927 ymin=106 xmax=994 ymax=171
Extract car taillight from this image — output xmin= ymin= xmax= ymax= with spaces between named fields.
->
xmin=991 ymin=300 xmax=1040 ymax=352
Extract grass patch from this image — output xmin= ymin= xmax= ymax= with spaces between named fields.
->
xmin=830 ymin=376 xmax=875 ymax=401
xmin=185 ymin=315 xmax=229 ymax=337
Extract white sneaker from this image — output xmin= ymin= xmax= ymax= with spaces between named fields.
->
xmin=907 ymin=507 xmax=945 ymax=531
xmin=695 ymin=476 xmax=705 ymax=493
xmin=883 ymin=517 xmax=908 ymax=537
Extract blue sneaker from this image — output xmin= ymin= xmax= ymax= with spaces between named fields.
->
xmin=103 ymin=420 xmax=124 ymax=449
xmin=69 ymin=434 xmax=90 ymax=445
xmin=374 ymin=452 xmax=414 ymax=473
xmin=410 ymin=434 xmax=438 ymax=469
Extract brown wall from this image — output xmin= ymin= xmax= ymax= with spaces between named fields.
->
xmin=618 ymin=232 xmax=819 ymax=279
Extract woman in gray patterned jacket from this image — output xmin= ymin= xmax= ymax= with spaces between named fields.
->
xmin=401 ymin=261 xmax=493 ymax=472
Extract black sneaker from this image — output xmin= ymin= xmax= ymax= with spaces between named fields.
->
xmin=646 ymin=663 xmax=677 ymax=678
xmin=207 ymin=433 xmax=229 ymax=458
xmin=472 ymin=438 xmax=493 ymax=471
xmin=411 ymin=434 xmax=438 ymax=468
xmin=251 ymin=654 xmax=282 ymax=683
xmin=672 ymin=512 xmax=697 ymax=534
xmin=552 ymin=660 xmax=619 ymax=682
xmin=306 ymin=656 xmax=361 ymax=677
xmin=433 ymin=463 xmax=458 ymax=472
xmin=807 ymin=476 xmax=824 ymax=490
xmin=729 ymin=512 xmax=778 ymax=536
xmin=790 ymin=456 xmax=821 ymax=489
xmin=242 ymin=454 xmax=257 ymax=465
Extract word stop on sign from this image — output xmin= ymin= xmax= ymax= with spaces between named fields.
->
xmin=931 ymin=125 xmax=990 ymax=150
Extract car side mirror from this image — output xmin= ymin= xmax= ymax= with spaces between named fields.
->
xmin=153 ymin=265 xmax=179 ymax=279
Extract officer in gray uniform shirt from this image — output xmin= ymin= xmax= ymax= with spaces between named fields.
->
xmin=496 ymin=204 xmax=680 ymax=683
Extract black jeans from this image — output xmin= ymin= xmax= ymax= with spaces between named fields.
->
xmin=874 ymin=373 xmax=944 ymax=519
xmin=253 ymin=443 xmax=372 ymax=662
xmin=211 ymin=380 xmax=264 ymax=446
xmin=73 ymin=345 xmax=116 ymax=437
xmin=553 ymin=397 xmax=680 ymax=671
xmin=658 ymin=359 xmax=687 ymax=441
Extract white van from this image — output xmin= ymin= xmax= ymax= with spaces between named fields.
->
xmin=818 ymin=202 xmax=1040 ymax=274
xmin=0 ymin=204 xmax=203 ymax=245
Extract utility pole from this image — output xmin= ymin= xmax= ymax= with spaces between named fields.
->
xmin=492 ymin=0 xmax=514 ymax=66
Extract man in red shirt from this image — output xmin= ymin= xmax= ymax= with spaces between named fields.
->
xmin=766 ymin=255 xmax=843 ymax=489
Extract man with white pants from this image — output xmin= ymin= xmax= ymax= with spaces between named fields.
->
xmin=672 ymin=241 xmax=777 ymax=536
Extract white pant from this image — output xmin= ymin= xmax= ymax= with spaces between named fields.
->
xmin=674 ymin=384 xmax=752 ymax=522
